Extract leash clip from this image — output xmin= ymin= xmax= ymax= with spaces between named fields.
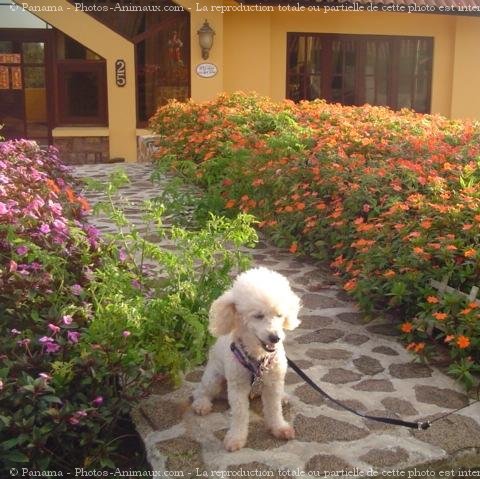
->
xmin=417 ymin=421 xmax=431 ymax=430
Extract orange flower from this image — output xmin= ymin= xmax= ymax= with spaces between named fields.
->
xmin=295 ymin=202 xmax=306 ymax=211
xmin=461 ymin=308 xmax=472 ymax=315
xmin=456 ymin=335 xmax=471 ymax=349
xmin=401 ymin=322 xmax=414 ymax=333
xmin=76 ymin=197 xmax=90 ymax=212
xmin=383 ymin=270 xmax=396 ymax=278
xmin=252 ymin=178 xmax=264 ymax=187
xmin=462 ymin=224 xmax=473 ymax=231
xmin=420 ymin=220 xmax=432 ymax=229
xmin=433 ymin=312 xmax=448 ymax=321
xmin=289 ymin=242 xmax=298 ymax=254
xmin=46 ymin=178 xmax=60 ymax=194
xmin=464 ymin=248 xmax=476 ymax=258
xmin=225 ymin=199 xmax=236 ymax=209
xmin=284 ymin=205 xmax=294 ymax=213
xmin=414 ymin=342 xmax=426 ymax=353
xmin=343 ymin=279 xmax=357 ymax=291
xmin=444 ymin=335 xmax=455 ymax=343
xmin=426 ymin=296 xmax=439 ymax=304
xmin=65 ymin=187 xmax=76 ymax=203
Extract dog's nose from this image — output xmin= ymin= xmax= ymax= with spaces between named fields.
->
xmin=268 ymin=334 xmax=280 ymax=344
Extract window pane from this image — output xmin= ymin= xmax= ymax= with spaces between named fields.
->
xmin=22 ymin=42 xmax=44 ymax=63
xmin=24 ymin=67 xmax=44 ymax=88
xmin=306 ymin=37 xmax=322 ymax=74
xmin=66 ymin=71 xmax=99 ymax=117
xmin=365 ymin=40 xmax=389 ymax=106
xmin=0 ymin=41 xmax=13 ymax=53
xmin=397 ymin=39 xmax=416 ymax=109
xmin=57 ymin=33 xmax=101 ymax=60
xmin=137 ymin=22 xmax=189 ymax=122
xmin=287 ymin=35 xmax=303 ymax=74
xmin=306 ymin=75 xmax=321 ymax=101
xmin=287 ymin=75 xmax=302 ymax=102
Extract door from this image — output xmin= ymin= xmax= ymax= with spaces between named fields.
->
xmin=0 ymin=29 xmax=53 ymax=145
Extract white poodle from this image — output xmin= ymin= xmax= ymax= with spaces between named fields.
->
xmin=192 ymin=267 xmax=301 ymax=452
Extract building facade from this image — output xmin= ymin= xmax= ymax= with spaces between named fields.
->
xmin=0 ymin=0 xmax=479 ymax=162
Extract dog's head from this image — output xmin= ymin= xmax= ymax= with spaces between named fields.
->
xmin=209 ymin=267 xmax=301 ymax=352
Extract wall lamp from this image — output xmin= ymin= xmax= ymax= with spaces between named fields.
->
xmin=197 ymin=20 xmax=215 ymax=60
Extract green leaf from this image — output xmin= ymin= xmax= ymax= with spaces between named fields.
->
xmin=1 ymin=437 xmax=20 ymax=451
xmin=3 ymin=450 xmax=29 ymax=463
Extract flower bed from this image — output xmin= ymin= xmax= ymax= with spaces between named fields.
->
xmin=0 ymin=141 xmax=256 ymax=470
xmin=150 ymin=93 xmax=480 ymax=388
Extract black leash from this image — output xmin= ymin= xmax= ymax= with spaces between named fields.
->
xmin=288 ymin=356 xmax=437 ymax=430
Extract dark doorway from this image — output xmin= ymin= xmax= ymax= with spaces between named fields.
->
xmin=0 ymin=29 xmax=53 ymax=145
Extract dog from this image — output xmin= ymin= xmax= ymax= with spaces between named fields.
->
xmin=192 ymin=267 xmax=301 ymax=451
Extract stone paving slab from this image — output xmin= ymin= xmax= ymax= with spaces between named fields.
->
xmin=74 ymin=164 xmax=480 ymax=477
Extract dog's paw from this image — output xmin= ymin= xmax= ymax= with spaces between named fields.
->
xmin=271 ymin=423 xmax=295 ymax=440
xmin=192 ymin=397 xmax=212 ymax=416
xmin=224 ymin=432 xmax=246 ymax=452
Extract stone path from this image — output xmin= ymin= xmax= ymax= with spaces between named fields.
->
xmin=74 ymin=164 xmax=480 ymax=477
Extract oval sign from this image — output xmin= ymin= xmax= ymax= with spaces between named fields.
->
xmin=196 ymin=63 xmax=218 ymax=78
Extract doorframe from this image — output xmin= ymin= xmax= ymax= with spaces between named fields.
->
xmin=0 ymin=28 xmax=55 ymax=144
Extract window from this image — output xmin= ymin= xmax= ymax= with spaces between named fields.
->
xmin=55 ymin=33 xmax=107 ymax=125
xmin=136 ymin=22 xmax=190 ymax=124
xmin=287 ymin=33 xmax=433 ymax=113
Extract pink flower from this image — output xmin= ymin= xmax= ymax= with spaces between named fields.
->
xmin=69 ymin=410 xmax=87 ymax=425
xmin=119 ymin=248 xmax=128 ymax=262
xmin=0 ymin=202 xmax=8 ymax=215
xmin=17 ymin=338 xmax=30 ymax=348
xmin=39 ymin=373 xmax=52 ymax=382
xmin=70 ymin=284 xmax=83 ymax=296
xmin=131 ymin=279 xmax=141 ymax=289
xmin=39 ymin=336 xmax=53 ymax=344
xmin=62 ymin=315 xmax=73 ymax=325
xmin=9 ymin=260 xmax=17 ymax=272
xmin=67 ymin=331 xmax=81 ymax=344
xmin=39 ymin=223 xmax=50 ymax=234
xmin=48 ymin=323 xmax=60 ymax=335
xmin=10 ymin=329 xmax=21 ymax=335
xmin=92 ymin=396 xmax=104 ymax=407
xmin=122 ymin=330 xmax=131 ymax=338
xmin=47 ymin=200 xmax=62 ymax=215
xmin=16 ymin=245 xmax=28 ymax=255
xmin=44 ymin=341 xmax=60 ymax=354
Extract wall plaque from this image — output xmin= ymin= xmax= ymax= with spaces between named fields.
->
xmin=196 ymin=63 xmax=217 ymax=78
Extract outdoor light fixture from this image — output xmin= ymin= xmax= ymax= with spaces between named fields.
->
xmin=197 ymin=20 xmax=215 ymax=60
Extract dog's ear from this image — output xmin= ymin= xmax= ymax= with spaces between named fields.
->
xmin=209 ymin=290 xmax=237 ymax=337
xmin=283 ymin=292 xmax=301 ymax=331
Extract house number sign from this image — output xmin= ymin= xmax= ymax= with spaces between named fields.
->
xmin=115 ymin=59 xmax=126 ymax=87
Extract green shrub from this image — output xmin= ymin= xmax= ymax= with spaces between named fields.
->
xmin=150 ymin=92 xmax=480 ymax=389
xmin=0 ymin=144 xmax=256 ymax=472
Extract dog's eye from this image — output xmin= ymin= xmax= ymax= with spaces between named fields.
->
xmin=253 ymin=313 xmax=265 ymax=320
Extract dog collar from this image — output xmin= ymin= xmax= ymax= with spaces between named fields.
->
xmin=230 ymin=341 xmax=276 ymax=385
